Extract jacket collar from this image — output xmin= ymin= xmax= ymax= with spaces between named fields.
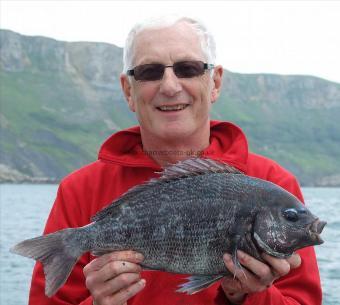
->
xmin=98 ymin=120 xmax=248 ymax=172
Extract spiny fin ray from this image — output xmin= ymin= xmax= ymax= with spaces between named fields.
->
xmin=176 ymin=274 xmax=224 ymax=295
xmin=92 ymin=158 xmax=243 ymax=222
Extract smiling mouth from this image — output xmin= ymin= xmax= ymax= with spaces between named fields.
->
xmin=156 ymin=104 xmax=189 ymax=112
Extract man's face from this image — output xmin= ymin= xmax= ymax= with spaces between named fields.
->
xmin=121 ymin=22 xmax=222 ymax=142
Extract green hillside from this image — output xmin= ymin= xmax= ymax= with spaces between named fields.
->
xmin=1 ymin=29 xmax=340 ymax=186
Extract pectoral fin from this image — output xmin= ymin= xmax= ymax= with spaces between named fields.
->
xmin=230 ymin=233 xmax=248 ymax=280
xmin=176 ymin=274 xmax=224 ymax=295
xmin=231 ymin=234 xmax=243 ymax=270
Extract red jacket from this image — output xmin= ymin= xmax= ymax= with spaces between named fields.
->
xmin=29 ymin=121 xmax=322 ymax=305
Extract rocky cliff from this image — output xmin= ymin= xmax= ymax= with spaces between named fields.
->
xmin=1 ymin=29 xmax=340 ymax=186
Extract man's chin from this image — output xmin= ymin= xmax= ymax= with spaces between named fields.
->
xmin=159 ymin=131 xmax=187 ymax=142
xmin=157 ymin=124 xmax=193 ymax=139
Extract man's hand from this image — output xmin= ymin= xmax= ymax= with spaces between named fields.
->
xmin=83 ymin=251 xmax=145 ymax=305
xmin=221 ymin=250 xmax=301 ymax=304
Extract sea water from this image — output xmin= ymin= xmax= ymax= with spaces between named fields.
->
xmin=0 ymin=184 xmax=339 ymax=305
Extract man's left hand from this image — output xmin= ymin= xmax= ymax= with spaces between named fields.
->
xmin=221 ymin=251 xmax=301 ymax=304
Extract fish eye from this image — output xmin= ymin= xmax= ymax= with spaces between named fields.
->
xmin=298 ymin=208 xmax=307 ymax=214
xmin=282 ymin=208 xmax=299 ymax=222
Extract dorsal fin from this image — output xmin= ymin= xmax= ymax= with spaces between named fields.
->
xmin=158 ymin=158 xmax=243 ymax=180
xmin=91 ymin=158 xmax=243 ymax=222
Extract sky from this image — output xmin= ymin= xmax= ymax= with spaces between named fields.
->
xmin=1 ymin=0 xmax=340 ymax=83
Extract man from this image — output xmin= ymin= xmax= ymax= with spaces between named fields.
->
xmin=28 ymin=16 xmax=322 ymax=305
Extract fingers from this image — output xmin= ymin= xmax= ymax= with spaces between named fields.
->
xmin=103 ymin=278 xmax=146 ymax=305
xmin=222 ymin=252 xmax=268 ymax=304
xmin=90 ymin=261 xmax=142 ymax=282
xmin=221 ymin=276 xmax=242 ymax=293
xmin=220 ymin=277 xmax=246 ymax=305
xmin=261 ymin=253 xmax=290 ymax=278
xmin=83 ymin=250 xmax=145 ymax=305
xmin=262 ymin=252 xmax=301 ymax=278
xmin=84 ymin=251 xmax=144 ymax=276
xmin=287 ymin=253 xmax=302 ymax=269
xmin=238 ymin=251 xmax=275 ymax=283
xmin=90 ymin=273 xmax=144 ymax=304
xmin=223 ymin=252 xmax=270 ymax=292
xmin=222 ymin=250 xmax=302 ymax=298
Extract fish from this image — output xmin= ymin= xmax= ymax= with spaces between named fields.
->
xmin=10 ymin=158 xmax=326 ymax=297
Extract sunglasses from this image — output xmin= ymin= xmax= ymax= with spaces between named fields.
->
xmin=127 ymin=60 xmax=214 ymax=81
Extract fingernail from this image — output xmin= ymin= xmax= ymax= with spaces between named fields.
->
xmin=223 ymin=254 xmax=232 ymax=263
xmin=237 ymin=250 xmax=245 ymax=260
xmin=135 ymin=253 xmax=144 ymax=261
xmin=139 ymin=279 xmax=146 ymax=287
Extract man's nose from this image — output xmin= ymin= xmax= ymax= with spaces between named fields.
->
xmin=159 ymin=67 xmax=182 ymax=96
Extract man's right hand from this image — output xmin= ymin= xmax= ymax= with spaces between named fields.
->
xmin=83 ymin=251 xmax=145 ymax=305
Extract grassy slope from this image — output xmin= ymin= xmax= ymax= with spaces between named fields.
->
xmin=0 ymin=68 xmax=135 ymax=178
xmin=213 ymin=91 xmax=340 ymax=185
xmin=1 ymin=56 xmax=339 ymax=185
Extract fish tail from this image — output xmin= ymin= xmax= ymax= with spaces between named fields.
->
xmin=10 ymin=228 xmax=86 ymax=297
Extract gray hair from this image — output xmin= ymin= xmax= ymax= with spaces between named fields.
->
xmin=122 ymin=15 xmax=216 ymax=73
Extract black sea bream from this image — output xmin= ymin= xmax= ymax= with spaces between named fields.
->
xmin=11 ymin=158 xmax=326 ymax=297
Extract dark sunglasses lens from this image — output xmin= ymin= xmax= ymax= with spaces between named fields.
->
xmin=174 ymin=61 xmax=205 ymax=78
xmin=134 ymin=64 xmax=164 ymax=81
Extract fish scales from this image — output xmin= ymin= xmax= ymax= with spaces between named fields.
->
xmin=85 ymin=173 xmax=266 ymax=274
xmin=10 ymin=158 xmax=326 ymax=296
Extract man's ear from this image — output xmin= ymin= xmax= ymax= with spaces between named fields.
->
xmin=120 ymin=74 xmax=136 ymax=112
xmin=211 ymin=65 xmax=223 ymax=103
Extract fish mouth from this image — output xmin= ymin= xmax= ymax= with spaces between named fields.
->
xmin=308 ymin=219 xmax=326 ymax=244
